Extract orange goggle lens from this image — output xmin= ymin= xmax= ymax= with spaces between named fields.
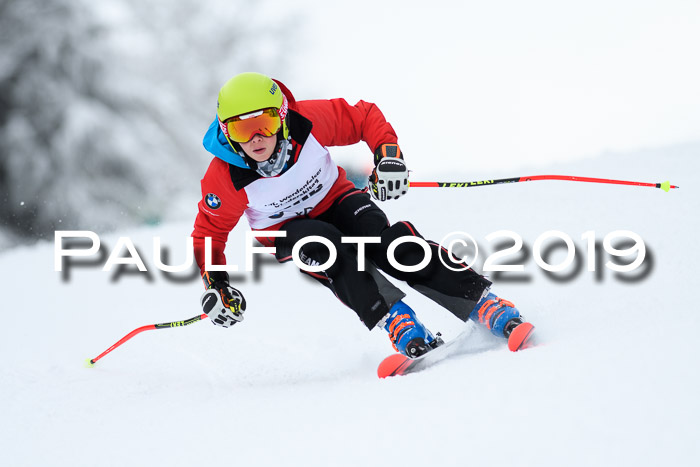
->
xmin=224 ymin=108 xmax=282 ymax=143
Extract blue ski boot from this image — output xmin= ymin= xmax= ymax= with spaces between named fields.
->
xmin=381 ymin=301 xmax=439 ymax=358
xmin=470 ymin=291 xmax=535 ymax=351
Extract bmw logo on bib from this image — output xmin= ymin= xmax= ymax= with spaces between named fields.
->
xmin=205 ymin=193 xmax=222 ymax=210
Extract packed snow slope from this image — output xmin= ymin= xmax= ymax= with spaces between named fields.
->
xmin=1 ymin=143 xmax=698 ymax=467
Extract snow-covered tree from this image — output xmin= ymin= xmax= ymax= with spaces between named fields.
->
xmin=0 ymin=0 xmax=294 ymax=248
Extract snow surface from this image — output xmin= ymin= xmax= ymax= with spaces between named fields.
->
xmin=1 ymin=144 xmax=698 ymax=466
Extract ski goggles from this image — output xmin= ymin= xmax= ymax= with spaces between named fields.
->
xmin=220 ymin=108 xmax=282 ymax=143
xmin=219 ymin=94 xmax=289 ymax=143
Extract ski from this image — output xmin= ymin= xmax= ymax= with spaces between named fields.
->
xmin=377 ymin=322 xmax=536 ymax=378
xmin=507 ymin=322 xmax=535 ymax=352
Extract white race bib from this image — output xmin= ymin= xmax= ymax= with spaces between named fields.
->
xmin=243 ymin=134 xmax=339 ymax=229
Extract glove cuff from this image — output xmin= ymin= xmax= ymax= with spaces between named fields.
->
xmin=373 ymin=143 xmax=403 ymax=165
xmin=202 ymin=271 xmax=230 ymax=289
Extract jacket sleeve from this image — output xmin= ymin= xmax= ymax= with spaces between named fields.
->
xmin=296 ymin=99 xmax=398 ymax=152
xmin=191 ymin=159 xmax=248 ymax=276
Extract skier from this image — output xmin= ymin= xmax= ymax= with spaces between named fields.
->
xmin=192 ymin=72 xmax=534 ymax=358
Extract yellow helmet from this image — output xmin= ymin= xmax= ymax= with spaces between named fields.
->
xmin=217 ymin=72 xmax=289 ymax=143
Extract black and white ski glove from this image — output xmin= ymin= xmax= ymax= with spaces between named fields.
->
xmin=200 ymin=271 xmax=246 ymax=328
xmin=368 ymin=143 xmax=409 ymax=201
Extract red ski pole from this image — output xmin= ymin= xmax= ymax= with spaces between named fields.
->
xmin=85 ymin=314 xmax=208 ymax=367
xmin=410 ymin=175 xmax=679 ymax=192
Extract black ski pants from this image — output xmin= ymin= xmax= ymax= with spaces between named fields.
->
xmin=274 ymin=189 xmax=491 ymax=329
